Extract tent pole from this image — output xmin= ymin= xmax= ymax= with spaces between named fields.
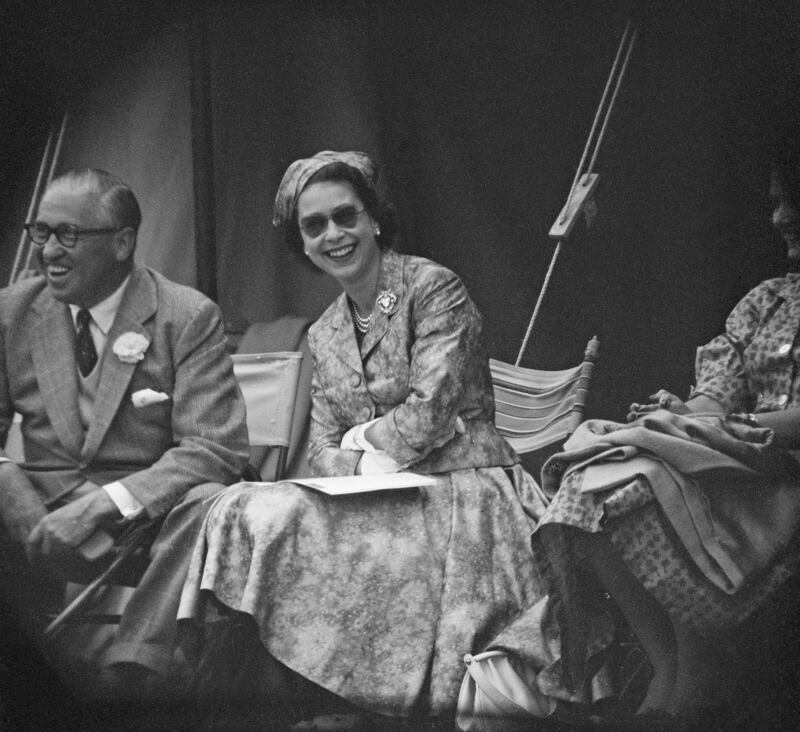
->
xmin=10 ymin=118 xmax=60 ymax=285
xmin=22 ymin=113 xmax=68 ymax=277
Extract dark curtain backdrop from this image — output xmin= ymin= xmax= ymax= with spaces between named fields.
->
xmin=2 ymin=0 xmax=800 ymax=426
xmin=1 ymin=6 xmax=195 ymax=286
xmin=204 ymin=0 xmax=800 ymax=421
xmin=59 ymin=23 xmax=196 ymax=286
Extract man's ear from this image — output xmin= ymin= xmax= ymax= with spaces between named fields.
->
xmin=113 ymin=227 xmax=137 ymax=262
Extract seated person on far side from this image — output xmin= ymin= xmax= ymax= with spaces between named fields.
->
xmin=486 ymin=129 xmax=800 ymax=720
xmin=0 ymin=168 xmax=249 ymax=697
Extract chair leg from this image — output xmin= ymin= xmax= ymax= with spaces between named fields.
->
xmin=43 ymin=520 xmax=159 ymax=641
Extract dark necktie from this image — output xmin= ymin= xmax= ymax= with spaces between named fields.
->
xmin=76 ymin=308 xmax=98 ymax=377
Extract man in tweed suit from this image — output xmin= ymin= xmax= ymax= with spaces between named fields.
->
xmin=0 ymin=168 xmax=249 ymax=695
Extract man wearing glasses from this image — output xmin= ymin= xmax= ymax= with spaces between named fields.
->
xmin=0 ymin=168 xmax=249 ymax=699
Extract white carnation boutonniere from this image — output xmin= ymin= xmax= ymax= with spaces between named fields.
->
xmin=113 ymin=332 xmax=150 ymax=364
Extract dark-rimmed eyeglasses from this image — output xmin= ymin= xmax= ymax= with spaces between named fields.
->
xmin=24 ymin=222 xmax=121 ymax=248
xmin=298 ymin=206 xmax=366 ymax=238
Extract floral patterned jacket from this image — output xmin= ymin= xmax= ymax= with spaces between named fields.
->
xmin=694 ymin=274 xmax=800 ymax=414
xmin=307 ymin=249 xmax=519 ymax=476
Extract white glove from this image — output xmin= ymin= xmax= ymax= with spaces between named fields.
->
xmin=341 ymin=418 xmax=382 ymax=452
xmin=341 ymin=418 xmax=401 ymax=474
xmin=357 ymin=451 xmax=402 ymax=475
xmin=341 ymin=415 xmax=466 ymax=473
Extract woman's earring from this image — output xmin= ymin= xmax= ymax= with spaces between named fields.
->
xmin=374 ymin=225 xmax=381 ymax=236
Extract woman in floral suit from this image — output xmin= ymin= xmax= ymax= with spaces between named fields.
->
xmin=179 ymin=151 xmax=547 ymax=722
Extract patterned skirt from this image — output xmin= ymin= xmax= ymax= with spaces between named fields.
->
xmin=178 ymin=465 xmax=547 ymax=717
xmin=535 ymin=470 xmax=800 ymax=636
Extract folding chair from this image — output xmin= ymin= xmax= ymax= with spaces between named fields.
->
xmin=490 ymin=336 xmax=600 ymax=456
xmin=232 ymin=350 xmax=303 ymax=482
xmin=44 ymin=350 xmax=304 ymax=643
xmin=235 ymin=317 xmax=313 ymax=480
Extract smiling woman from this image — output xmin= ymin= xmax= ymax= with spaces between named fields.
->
xmin=178 ymin=150 xmax=550 ymax=723
xmin=296 ymin=180 xmax=383 ymax=297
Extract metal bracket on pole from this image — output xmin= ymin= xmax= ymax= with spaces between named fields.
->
xmin=548 ymin=173 xmax=600 ymax=240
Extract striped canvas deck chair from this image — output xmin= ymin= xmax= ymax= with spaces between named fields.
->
xmin=490 ymin=336 xmax=599 ymax=455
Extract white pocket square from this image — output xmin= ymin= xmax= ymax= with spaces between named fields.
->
xmin=131 ymin=388 xmax=170 ymax=408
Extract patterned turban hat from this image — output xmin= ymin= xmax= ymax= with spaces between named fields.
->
xmin=272 ymin=150 xmax=379 ymax=227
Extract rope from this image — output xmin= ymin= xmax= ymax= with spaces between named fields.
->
xmin=518 ymin=20 xmax=637 ymax=365
xmin=515 ymin=241 xmax=562 ymax=366
xmin=586 ymin=25 xmax=638 ymax=176
xmin=560 ymin=19 xmax=634 ymax=225
xmin=514 ymin=19 xmax=639 ymax=366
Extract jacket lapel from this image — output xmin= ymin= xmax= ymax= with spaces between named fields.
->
xmin=324 ymin=293 xmax=365 ymax=375
xmin=361 ymin=249 xmax=402 ymax=358
xmin=81 ymin=267 xmax=156 ymax=463
xmin=30 ymin=295 xmax=84 ymax=458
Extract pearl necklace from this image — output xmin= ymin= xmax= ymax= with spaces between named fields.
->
xmin=349 ymin=298 xmax=372 ymax=334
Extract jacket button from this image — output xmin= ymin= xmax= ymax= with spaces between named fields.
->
xmin=779 ymin=343 xmax=792 ymax=355
xmin=350 ymin=374 xmax=361 ymax=388
xmin=779 ymin=394 xmax=789 ymax=407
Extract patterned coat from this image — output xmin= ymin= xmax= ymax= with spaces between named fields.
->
xmin=179 ymin=249 xmax=547 ymax=717
xmin=694 ymin=273 xmax=800 ymax=414
xmin=307 ymin=249 xmax=518 ymax=476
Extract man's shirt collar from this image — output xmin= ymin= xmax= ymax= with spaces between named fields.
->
xmin=69 ymin=274 xmax=131 ymax=334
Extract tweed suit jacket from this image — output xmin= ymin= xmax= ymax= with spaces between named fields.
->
xmin=0 ymin=265 xmax=249 ymax=519
xmin=307 ymin=249 xmax=518 ymax=477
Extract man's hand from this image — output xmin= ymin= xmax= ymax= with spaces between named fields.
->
xmin=26 ymin=486 xmax=119 ymax=561
xmin=0 ymin=461 xmax=49 ymax=545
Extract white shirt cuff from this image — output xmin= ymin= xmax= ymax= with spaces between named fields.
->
xmin=103 ymin=481 xmax=144 ymax=519
xmin=0 ymin=457 xmax=13 ymax=464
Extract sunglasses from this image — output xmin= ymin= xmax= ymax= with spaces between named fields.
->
xmin=24 ymin=222 xmax=121 ymax=248
xmin=298 ymin=206 xmax=366 ymax=238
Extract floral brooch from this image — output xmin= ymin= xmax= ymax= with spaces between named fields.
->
xmin=375 ymin=290 xmax=397 ymax=315
xmin=112 ymin=332 xmax=150 ymax=364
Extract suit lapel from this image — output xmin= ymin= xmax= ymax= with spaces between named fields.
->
xmin=81 ymin=267 xmax=156 ymax=463
xmin=361 ymin=249 xmax=402 ymax=358
xmin=324 ymin=294 xmax=365 ymax=376
xmin=31 ymin=296 xmax=84 ymax=458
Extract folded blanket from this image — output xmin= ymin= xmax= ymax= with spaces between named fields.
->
xmin=541 ymin=410 xmax=800 ymax=593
